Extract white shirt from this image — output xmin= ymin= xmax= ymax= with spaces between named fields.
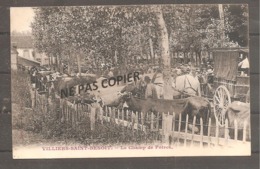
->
xmin=239 ymin=58 xmax=249 ymax=69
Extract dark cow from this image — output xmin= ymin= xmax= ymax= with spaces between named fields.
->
xmin=118 ymin=92 xmax=211 ymax=134
xmin=181 ymin=96 xmax=211 ymax=134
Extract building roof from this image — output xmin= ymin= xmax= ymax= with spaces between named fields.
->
xmin=11 ymin=36 xmax=33 ymax=48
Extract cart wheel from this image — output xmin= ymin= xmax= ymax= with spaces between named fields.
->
xmin=213 ymin=85 xmax=231 ymax=127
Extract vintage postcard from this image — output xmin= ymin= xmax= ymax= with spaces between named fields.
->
xmin=11 ymin=4 xmax=250 ymax=158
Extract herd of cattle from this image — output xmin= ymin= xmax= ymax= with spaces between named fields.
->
xmin=8 ymin=67 xmax=251 ymax=141
xmin=81 ymin=82 xmax=250 ymax=140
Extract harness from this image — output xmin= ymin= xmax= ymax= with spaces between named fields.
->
xmin=184 ymin=75 xmax=199 ymax=95
xmin=153 ymin=82 xmax=163 ymax=87
xmin=170 ymin=75 xmax=199 ymax=97
xmin=150 ymin=73 xmax=199 ymax=97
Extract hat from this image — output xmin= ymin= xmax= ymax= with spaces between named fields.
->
xmin=207 ymin=69 xmax=213 ymax=74
xmin=144 ymin=76 xmax=151 ymax=82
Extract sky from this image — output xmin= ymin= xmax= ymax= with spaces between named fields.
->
xmin=10 ymin=7 xmax=35 ymax=33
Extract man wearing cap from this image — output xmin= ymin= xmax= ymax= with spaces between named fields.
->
xmin=144 ymin=76 xmax=158 ymax=99
xmin=238 ymin=54 xmax=249 ymax=75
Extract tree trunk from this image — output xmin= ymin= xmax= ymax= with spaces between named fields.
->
xmin=138 ymin=25 xmax=143 ymax=60
xmin=77 ymin=50 xmax=82 ymax=76
xmin=154 ymin=6 xmax=172 ymax=99
xmin=54 ymin=54 xmax=58 ymax=71
xmin=114 ymin=50 xmax=118 ymax=64
xmin=48 ymin=56 xmax=51 ymax=66
xmin=184 ymin=52 xmax=187 ymax=64
xmin=198 ymin=51 xmax=202 ymax=66
xmin=116 ymin=28 xmax=124 ymax=67
xmin=50 ymin=55 xmax=53 ymax=66
xmin=148 ymin=27 xmax=154 ymax=64
xmin=218 ymin=4 xmax=225 ymax=47
xmin=155 ymin=8 xmax=170 ymax=67
xmin=208 ymin=50 xmax=211 ymax=59
xmin=56 ymin=53 xmax=60 ymax=72
xmin=68 ymin=50 xmax=71 ymax=75
xmin=195 ymin=52 xmax=198 ymax=66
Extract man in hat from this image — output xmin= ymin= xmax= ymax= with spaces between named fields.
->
xmin=144 ymin=76 xmax=158 ymax=99
xmin=238 ymin=54 xmax=249 ymax=76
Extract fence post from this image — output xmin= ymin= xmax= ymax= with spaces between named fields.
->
xmin=73 ymin=102 xmax=76 ymax=128
xmin=121 ymin=109 xmax=125 ymax=137
xmin=172 ymin=112 xmax=176 ymax=144
xmin=177 ymin=113 xmax=182 ymax=146
xmin=90 ymin=106 xmax=96 ymax=131
xmin=215 ymin=121 xmax=219 ymax=146
xmin=64 ymin=102 xmax=66 ymax=122
xmin=68 ymin=106 xmax=70 ymax=124
xmin=150 ymin=113 xmax=154 ymax=130
xmin=184 ymin=114 xmax=189 ymax=147
xmin=122 ymin=109 xmax=125 ymax=124
xmin=156 ymin=112 xmax=160 ymax=131
xmin=61 ymin=100 xmax=64 ymax=122
xmin=71 ymin=106 xmax=74 ymax=128
xmin=71 ymin=107 xmax=74 ymax=127
xmin=163 ymin=113 xmax=173 ymax=146
xmin=111 ymin=107 xmax=116 ymax=124
xmin=136 ymin=112 xmax=139 ymax=132
xmin=77 ymin=103 xmax=80 ymax=121
xmin=156 ymin=112 xmax=160 ymax=141
xmin=105 ymin=106 xmax=108 ymax=122
xmin=200 ymin=118 xmax=203 ymax=147
xmin=191 ymin=116 xmax=196 ymax=146
xmin=117 ymin=108 xmax=120 ymax=123
xmin=121 ymin=109 xmax=124 ymax=125
xmin=81 ymin=104 xmax=83 ymax=119
xmin=172 ymin=112 xmax=175 ymax=133
xmin=126 ymin=110 xmax=128 ymax=127
xmin=243 ymin=121 xmax=247 ymax=143
xmin=141 ymin=112 xmax=144 ymax=131
xmin=224 ymin=119 xmax=229 ymax=147
xmin=107 ymin=107 xmax=111 ymax=123
xmin=131 ymin=111 xmax=134 ymax=133
xmin=83 ymin=105 xmax=87 ymax=118
xmin=207 ymin=118 xmax=212 ymax=147
xmin=67 ymin=105 xmax=70 ymax=123
xmin=99 ymin=106 xmax=103 ymax=124
xmin=76 ymin=103 xmax=78 ymax=122
xmin=67 ymin=103 xmax=70 ymax=123
xmin=234 ymin=119 xmax=238 ymax=142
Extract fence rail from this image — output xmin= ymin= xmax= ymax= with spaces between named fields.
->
xmin=34 ymin=90 xmax=250 ymax=148
xmin=162 ymin=113 xmax=250 ymax=147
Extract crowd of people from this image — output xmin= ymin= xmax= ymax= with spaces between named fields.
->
xmin=23 ymin=57 xmax=216 ymax=102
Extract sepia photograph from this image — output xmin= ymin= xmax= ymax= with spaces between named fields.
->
xmin=10 ymin=4 xmax=251 ymax=158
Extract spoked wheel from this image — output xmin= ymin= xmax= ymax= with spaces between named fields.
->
xmin=213 ymin=85 xmax=231 ymax=127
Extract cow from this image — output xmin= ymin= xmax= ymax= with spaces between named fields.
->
xmin=118 ymin=92 xmax=211 ymax=134
xmin=225 ymin=101 xmax=250 ymax=141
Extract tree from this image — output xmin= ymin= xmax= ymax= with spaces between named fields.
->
xmin=224 ymin=5 xmax=248 ymax=47
xmin=31 ymin=4 xmax=247 ymax=76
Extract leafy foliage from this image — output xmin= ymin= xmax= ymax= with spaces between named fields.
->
xmin=31 ymin=5 xmax=248 ymax=68
xmin=11 ymin=71 xmax=32 ymax=108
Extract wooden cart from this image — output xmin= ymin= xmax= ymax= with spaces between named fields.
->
xmin=208 ymin=48 xmax=249 ymax=127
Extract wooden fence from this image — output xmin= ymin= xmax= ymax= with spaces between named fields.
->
xmin=34 ymin=91 xmax=250 ymax=148
xmin=161 ymin=113 xmax=250 ymax=147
